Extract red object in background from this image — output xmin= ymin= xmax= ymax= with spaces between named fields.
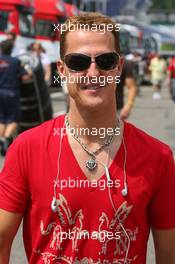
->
xmin=168 ymin=57 xmax=175 ymax=79
xmin=0 ymin=0 xmax=34 ymax=9
xmin=0 ymin=0 xmax=35 ymax=62
xmin=0 ymin=0 xmax=34 ymax=35
xmin=0 ymin=3 xmax=18 ymax=34
xmin=34 ymin=0 xmax=65 ymax=16
xmin=64 ymin=2 xmax=79 ymax=17
xmin=33 ymin=0 xmax=66 ymax=41
xmin=8 ymin=8 xmax=19 ymax=34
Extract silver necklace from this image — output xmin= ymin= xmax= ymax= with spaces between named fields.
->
xmin=65 ymin=115 xmax=119 ymax=171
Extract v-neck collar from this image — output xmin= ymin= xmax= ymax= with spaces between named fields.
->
xmin=63 ymin=122 xmax=126 ymax=183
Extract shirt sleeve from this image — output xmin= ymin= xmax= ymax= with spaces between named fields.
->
xmin=167 ymin=61 xmax=173 ymax=72
xmin=149 ymin=148 xmax=175 ymax=229
xmin=0 ymin=135 xmax=30 ymax=214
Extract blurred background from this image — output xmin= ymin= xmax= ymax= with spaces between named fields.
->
xmin=0 ymin=0 xmax=175 ymax=263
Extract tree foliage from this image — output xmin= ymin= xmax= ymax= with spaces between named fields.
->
xmin=149 ymin=0 xmax=175 ymax=11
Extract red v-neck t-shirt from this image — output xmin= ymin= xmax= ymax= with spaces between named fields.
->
xmin=0 ymin=115 xmax=175 ymax=264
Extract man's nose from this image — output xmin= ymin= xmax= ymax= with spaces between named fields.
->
xmin=86 ymin=61 xmax=100 ymax=77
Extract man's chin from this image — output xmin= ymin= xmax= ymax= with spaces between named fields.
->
xmin=77 ymin=97 xmax=106 ymax=110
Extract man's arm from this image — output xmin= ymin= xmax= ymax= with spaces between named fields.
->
xmin=21 ymin=66 xmax=33 ymax=81
xmin=152 ymin=228 xmax=175 ymax=264
xmin=44 ymin=64 xmax=52 ymax=85
xmin=0 ymin=209 xmax=22 ymax=264
xmin=120 ymin=77 xmax=137 ymax=120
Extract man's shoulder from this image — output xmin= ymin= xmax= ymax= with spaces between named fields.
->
xmin=125 ymin=122 xmax=172 ymax=158
xmin=15 ymin=115 xmax=65 ymax=146
xmin=0 ymin=54 xmax=18 ymax=62
xmin=3 ymin=115 xmax=65 ymax=169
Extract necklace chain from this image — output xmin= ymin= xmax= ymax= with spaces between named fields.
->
xmin=65 ymin=115 xmax=120 ymax=171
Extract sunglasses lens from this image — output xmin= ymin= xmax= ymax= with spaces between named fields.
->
xmin=64 ymin=54 xmax=91 ymax=71
xmin=96 ymin=53 xmax=119 ymax=70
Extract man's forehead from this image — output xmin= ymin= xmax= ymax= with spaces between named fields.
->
xmin=65 ymin=30 xmax=116 ymax=52
xmin=66 ymin=29 xmax=114 ymax=40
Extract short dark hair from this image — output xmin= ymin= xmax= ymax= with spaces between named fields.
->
xmin=60 ymin=12 xmax=120 ymax=60
xmin=0 ymin=39 xmax=13 ymax=55
xmin=6 ymin=32 xmax=16 ymax=41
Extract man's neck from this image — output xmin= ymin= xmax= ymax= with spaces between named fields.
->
xmin=68 ymin=101 xmax=118 ymax=144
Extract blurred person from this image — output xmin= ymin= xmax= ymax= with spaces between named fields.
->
xmin=6 ymin=32 xmax=26 ymax=57
xmin=132 ymin=52 xmax=146 ymax=94
xmin=137 ymin=56 xmax=147 ymax=87
xmin=0 ymin=13 xmax=175 ymax=264
xmin=0 ymin=40 xmax=31 ymax=156
xmin=149 ymin=53 xmax=167 ymax=100
xmin=116 ymin=59 xmax=137 ymax=120
xmin=126 ymin=51 xmax=145 ymax=95
xmin=29 ymin=42 xmax=52 ymax=86
xmin=167 ymin=55 xmax=175 ymax=102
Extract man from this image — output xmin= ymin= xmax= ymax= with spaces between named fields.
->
xmin=6 ymin=32 xmax=26 ymax=57
xmin=0 ymin=13 xmax=175 ymax=264
xmin=149 ymin=53 xmax=167 ymax=100
xmin=167 ymin=55 xmax=175 ymax=102
xmin=29 ymin=42 xmax=52 ymax=86
xmin=116 ymin=59 xmax=137 ymax=119
xmin=0 ymin=40 xmax=31 ymax=156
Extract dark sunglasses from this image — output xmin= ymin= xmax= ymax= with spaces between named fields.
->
xmin=64 ymin=52 xmax=120 ymax=72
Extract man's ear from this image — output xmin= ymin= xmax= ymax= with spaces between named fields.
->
xmin=57 ymin=60 xmax=66 ymax=79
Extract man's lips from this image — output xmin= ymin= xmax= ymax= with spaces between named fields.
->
xmin=80 ymin=83 xmax=105 ymax=90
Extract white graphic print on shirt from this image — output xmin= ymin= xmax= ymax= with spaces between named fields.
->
xmin=34 ymin=194 xmax=138 ymax=263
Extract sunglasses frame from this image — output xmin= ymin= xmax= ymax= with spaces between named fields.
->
xmin=64 ymin=52 xmax=120 ymax=72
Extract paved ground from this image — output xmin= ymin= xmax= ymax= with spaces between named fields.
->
xmin=0 ymin=84 xmax=174 ymax=263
